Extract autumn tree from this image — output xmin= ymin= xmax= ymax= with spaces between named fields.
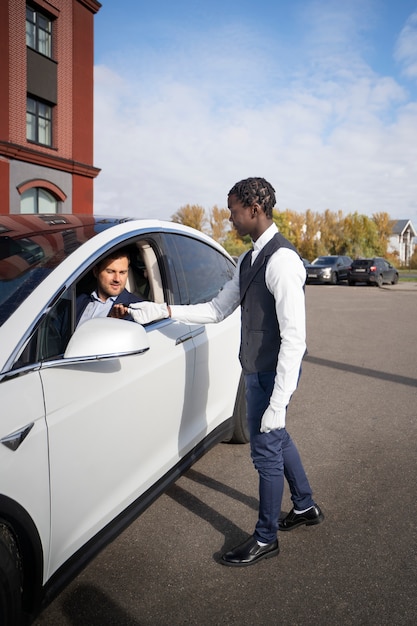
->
xmin=340 ymin=212 xmax=380 ymax=257
xmin=209 ymin=205 xmax=230 ymax=243
xmin=171 ymin=201 xmax=400 ymax=263
xmin=222 ymin=228 xmax=251 ymax=257
xmin=272 ymin=209 xmax=292 ymax=239
xmin=318 ymin=210 xmax=346 ymax=254
xmin=171 ymin=204 xmax=207 ymax=232
xmin=372 ymin=212 xmax=391 ymax=256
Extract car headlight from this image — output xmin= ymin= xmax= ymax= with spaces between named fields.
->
xmin=322 ymin=268 xmax=331 ymax=277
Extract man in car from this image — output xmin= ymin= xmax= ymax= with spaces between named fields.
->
xmin=76 ymin=248 xmax=143 ymax=326
xmin=124 ymin=177 xmax=324 ymax=567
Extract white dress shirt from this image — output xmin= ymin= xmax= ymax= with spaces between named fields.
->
xmin=170 ymin=223 xmax=306 ymax=409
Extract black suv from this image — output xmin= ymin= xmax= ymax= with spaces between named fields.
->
xmin=305 ymin=255 xmax=353 ymax=284
xmin=348 ymin=258 xmax=399 ymax=286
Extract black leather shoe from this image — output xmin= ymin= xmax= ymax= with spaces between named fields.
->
xmin=220 ymin=536 xmax=279 ymax=567
xmin=279 ymin=505 xmax=324 ymax=531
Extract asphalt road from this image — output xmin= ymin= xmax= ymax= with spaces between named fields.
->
xmin=35 ymin=283 xmax=417 ymax=626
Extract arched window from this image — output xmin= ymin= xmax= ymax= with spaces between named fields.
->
xmin=20 ymin=187 xmax=59 ymax=214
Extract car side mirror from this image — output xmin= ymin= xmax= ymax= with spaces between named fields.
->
xmin=64 ymin=317 xmax=150 ymax=361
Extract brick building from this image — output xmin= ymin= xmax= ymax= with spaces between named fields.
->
xmin=0 ymin=0 xmax=101 ymax=216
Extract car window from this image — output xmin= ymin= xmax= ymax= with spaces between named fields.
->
xmin=313 ymin=257 xmax=337 ymax=266
xmin=13 ymin=287 xmax=74 ymax=368
xmin=161 ymin=234 xmax=235 ymax=305
xmin=0 ymin=216 xmax=125 ymax=326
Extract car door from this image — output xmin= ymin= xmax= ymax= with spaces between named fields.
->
xmin=31 ymin=259 xmax=198 ymax=579
xmin=0 ymin=368 xmax=51 ymax=567
xmin=160 ymin=232 xmax=242 ymax=445
xmin=380 ymin=259 xmax=390 ymax=282
xmin=338 ymin=257 xmax=349 ymax=280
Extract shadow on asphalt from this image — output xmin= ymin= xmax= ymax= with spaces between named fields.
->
xmin=304 ymin=354 xmax=417 ymax=387
xmin=165 ymin=482 xmax=251 ymax=558
xmin=59 ymin=583 xmax=140 ymax=625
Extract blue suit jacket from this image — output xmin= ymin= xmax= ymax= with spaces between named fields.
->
xmin=76 ymin=288 xmax=144 ymax=325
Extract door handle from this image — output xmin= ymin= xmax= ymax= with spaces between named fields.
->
xmin=175 ymin=327 xmax=205 ymax=345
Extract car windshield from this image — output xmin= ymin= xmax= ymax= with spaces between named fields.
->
xmin=312 ymin=257 xmax=337 ymax=266
xmin=0 ymin=215 xmax=129 ymax=326
xmin=353 ymin=260 xmax=371 ymax=267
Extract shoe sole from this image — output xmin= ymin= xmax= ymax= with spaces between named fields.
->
xmin=220 ymin=547 xmax=280 ymax=567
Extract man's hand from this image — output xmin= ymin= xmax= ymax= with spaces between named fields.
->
xmin=128 ymin=302 xmax=170 ymax=325
xmin=260 ymin=406 xmax=286 ymax=433
xmin=109 ymin=304 xmax=129 ymax=319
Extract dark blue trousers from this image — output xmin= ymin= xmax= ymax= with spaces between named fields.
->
xmin=245 ymin=371 xmax=315 ymax=543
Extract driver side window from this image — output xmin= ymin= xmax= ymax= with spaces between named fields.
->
xmin=13 ymin=287 xmax=74 ymax=368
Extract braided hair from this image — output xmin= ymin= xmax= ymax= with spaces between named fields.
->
xmin=228 ymin=177 xmax=276 ymax=218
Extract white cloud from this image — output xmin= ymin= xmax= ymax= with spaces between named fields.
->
xmin=93 ymin=5 xmax=417 ymax=226
xmin=395 ymin=11 xmax=417 ymax=80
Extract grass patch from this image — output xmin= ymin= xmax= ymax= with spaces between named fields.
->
xmin=398 ymin=270 xmax=417 ymax=282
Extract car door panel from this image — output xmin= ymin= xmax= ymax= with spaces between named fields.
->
xmin=190 ymin=309 xmax=241 ymax=442
xmin=0 ymin=372 xmax=50 ymax=578
xmin=40 ymin=318 xmax=196 ymax=578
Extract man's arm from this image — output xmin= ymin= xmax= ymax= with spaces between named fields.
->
xmin=261 ymin=248 xmax=306 ymax=432
xmin=127 ymin=261 xmax=242 ymax=325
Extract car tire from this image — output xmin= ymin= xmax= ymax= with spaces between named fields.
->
xmin=0 ymin=524 xmax=23 ymax=626
xmin=330 ymin=272 xmax=338 ymax=285
xmin=229 ymin=374 xmax=249 ymax=444
xmin=376 ymin=274 xmax=383 ymax=287
xmin=392 ymin=274 xmax=399 ymax=285
xmin=348 ymin=279 xmax=354 ymax=286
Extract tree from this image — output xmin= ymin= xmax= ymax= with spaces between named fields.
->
xmin=272 ymin=209 xmax=292 ymax=239
xmin=340 ymin=212 xmax=380 ymax=257
xmin=209 ymin=205 xmax=230 ymax=243
xmin=319 ymin=210 xmax=345 ymax=254
xmin=372 ymin=212 xmax=391 ymax=257
xmin=222 ymin=228 xmax=251 ymax=257
xmin=171 ymin=204 xmax=207 ymax=232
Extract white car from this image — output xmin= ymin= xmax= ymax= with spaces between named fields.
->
xmin=0 ymin=214 xmax=247 ymax=624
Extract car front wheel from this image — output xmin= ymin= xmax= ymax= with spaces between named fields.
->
xmin=392 ymin=274 xmax=399 ymax=284
xmin=330 ymin=272 xmax=338 ymax=285
xmin=0 ymin=524 xmax=22 ymax=626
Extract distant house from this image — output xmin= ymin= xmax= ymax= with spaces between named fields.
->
xmin=388 ymin=220 xmax=416 ymax=266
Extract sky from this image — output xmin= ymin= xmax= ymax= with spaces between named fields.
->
xmin=93 ymin=0 xmax=417 ymax=225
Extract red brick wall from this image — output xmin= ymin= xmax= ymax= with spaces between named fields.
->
xmin=8 ymin=0 xmax=74 ymax=159
xmin=73 ymin=172 xmax=94 ymax=214
xmin=8 ymin=1 xmax=26 ymax=147
xmin=0 ymin=0 xmax=10 ymax=140
xmin=1 ymin=0 xmax=100 ymax=216
xmin=0 ymin=160 xmax=10 ymax=214
xmin=72 ymin=1 xmax=95 ymax=165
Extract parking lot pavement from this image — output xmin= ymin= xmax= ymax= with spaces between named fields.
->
xmin=34 ymin=285 xmax=417 ymax=626
xmin=382 ymin=281 xmax=417 ymax=291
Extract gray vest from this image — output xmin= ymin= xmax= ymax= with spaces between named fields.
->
xmin=239 ymin=232 xmax=299 ymax=374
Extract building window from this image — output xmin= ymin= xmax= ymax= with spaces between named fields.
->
xmin=20 ymin=188 xmax=58 ymax=214
xmin=27 ymin=97 xmax=53 ymax=146
xmin=26 ymin=4 xmax=52 ymax=58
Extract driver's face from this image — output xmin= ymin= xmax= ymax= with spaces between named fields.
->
xmin=94 ymin=256 xmax=129 ymax=301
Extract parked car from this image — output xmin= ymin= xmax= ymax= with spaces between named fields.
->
xmin=0 ymin=214 xmax=248 ymax=624
xmin=305 ymin=255 xmax=353 ymax=284
xmin=348 ymin=257 xmax=399 ymax=286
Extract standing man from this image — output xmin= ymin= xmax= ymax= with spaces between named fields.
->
xmin=127 ymin=177 xmax=324 ymax=566
xmin=76 ymin=248 xmax=143 ymax=326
